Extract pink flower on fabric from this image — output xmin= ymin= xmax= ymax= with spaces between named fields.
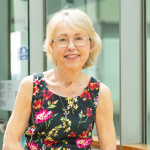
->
xmin=76 ymin=137 xmax=93 ymax=148
xmin=34 ymin=79 xmax=40 ymax=85
xmin=28 ymin=141 xmax=38 ymax=150
xmin=34 ymin=108 xmax=53 ymax=124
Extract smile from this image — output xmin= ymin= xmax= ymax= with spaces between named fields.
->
xmin=65 ymin=55 xmax=79 ymax=60
xmin=65 ymin=55 xmax=79 ymax=58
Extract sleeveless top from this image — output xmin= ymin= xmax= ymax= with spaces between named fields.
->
xmin=24 ymin=72 xmax=100 ymax=150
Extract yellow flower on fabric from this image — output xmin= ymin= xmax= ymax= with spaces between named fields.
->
xmin=73 ymin=97 xmax=78 ymax=102
xmin=73 ymin=104 xmax=79 ymax=110
xmin=41 ymin=132 xmax=46 ymax=136
xmin=48 ymin=137 xmax=53 ymax=141
xmin=67 ymin=106 xmax=70 ymax=109
xmin=49 ymin=131 xmax=52 ymax=135
xmin=68 ymin=121 xmax=71 ymax=125
xmin=56 ymin=130 xmax=58 ymax=133
xmin=53 ymin=133 xmax=57 ymax=137
xmin=69 ymin=101 xmax=73 ymax=107
xmin=58 ymin=125 xmax=61 ymax=128
xmin=66 ymin=97 xmax=72 ymax=101
xmin=64 ymin=127 xmax=70 ymax=132
xmin=63 ymin=140 xmax=68 ymax=144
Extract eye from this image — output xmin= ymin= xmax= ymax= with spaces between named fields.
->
xmin=58 ymin=37 xmax=67 ymax=42
xmin=75 ymin=36 xmax=83 ymax=40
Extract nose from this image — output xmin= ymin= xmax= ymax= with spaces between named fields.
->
xmin=67 ymin=39 xmax=76 ymax=50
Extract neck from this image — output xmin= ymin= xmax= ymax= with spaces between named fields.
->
xmin=55 ymin=66 xmax=82 ymax=87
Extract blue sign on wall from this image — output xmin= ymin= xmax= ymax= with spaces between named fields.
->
xmin=20 ymin=47 xmax=28 ymax=60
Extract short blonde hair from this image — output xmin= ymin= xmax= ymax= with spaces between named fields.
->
xmin=43 ymin=8 xmax=102 ymax=69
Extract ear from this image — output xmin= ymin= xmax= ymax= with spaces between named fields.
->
xmin=50 ymin=42 xmax=54 ymax=53
xmin=89 ymin=40 xmax=94 ymax=53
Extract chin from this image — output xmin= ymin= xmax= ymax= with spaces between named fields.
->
xmin=66 ymin=64 xmax=82 ymax=71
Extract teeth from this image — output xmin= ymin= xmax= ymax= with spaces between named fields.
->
xmin=66 ymin=55 xmax=78 ymax=57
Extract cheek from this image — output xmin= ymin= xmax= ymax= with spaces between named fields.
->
xmin=85 ymin=54 xmax=90 ymax=63
xmin=83 ymin=48 xmax=90 ymax=58
xmin=80 ymin=51 xmax=90 ymax=64
xmin=54 ymin=49 xmax=66 ymax=63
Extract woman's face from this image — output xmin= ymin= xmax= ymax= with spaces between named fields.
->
xmin=51 ymin=21 xmax=93 ymax=71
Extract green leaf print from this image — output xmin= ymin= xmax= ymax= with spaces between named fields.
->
xmin=78 ymin=110 xmax=88 ymax=128
xmin=88 ymin=132 xmax=92 ymax=136
xmin=54 ymin=113 xmax=58 ymax=116
xmin=79 ymin=110 xmax=83 ymax=118
xmin=38 ymin=132 xmax=41 ymax=136
xmin=50 ymin=147 xmax=62 ymax=150
xmin=48 ymin=100 xmax=51 ymax=105
xmin=48 ymin=100 xmax=59 ymax=109
xmin=52 ymin=100 xmax=59 ymax=104
xmin=72 ymin=108 xmax=75 ymax=114
xmin=56 ymin=147 xmax=62 ymax=150
xmin=43 ymin=144 xmax=46 ymax=149
xmin=48 ymin=113 xmax=58 ymax=127
xmin=48 ymin=104 xmax=56 ymax=108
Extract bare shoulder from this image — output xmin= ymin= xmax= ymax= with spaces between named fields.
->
xmin=97 ymin=82 xmax=113 ymax=112
xmin=20 ymin=75 xmax=33 ymax=87
xmin=99 ymin=82 xmax=112 ymax=99
xmin=18 ymin=75 xmax=33 ymax=97
xmin=14 ymin=75 xmax=34 ymax=109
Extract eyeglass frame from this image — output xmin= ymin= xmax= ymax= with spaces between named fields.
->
xmin=52 ymin=35 xmax=91 ymax=48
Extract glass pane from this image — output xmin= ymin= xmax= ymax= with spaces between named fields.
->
xmin=0 ymin=0 xmax=28 ymax=148
xmin=11 ymin=0 xmax=29 ymax=147
xmin=46 ymin=0 xmax=119 ymax=140
xmin=11 ymin=0 xmax=29 ymax=80
xmin=147 ymin=0 xmax=150 ymax=145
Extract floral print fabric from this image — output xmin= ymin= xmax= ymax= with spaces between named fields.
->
xmin=24 ymin=72 xmax=100 ymax=150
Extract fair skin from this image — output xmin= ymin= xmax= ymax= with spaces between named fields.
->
xmin=3 ymin=22 xmax=116 ymax=150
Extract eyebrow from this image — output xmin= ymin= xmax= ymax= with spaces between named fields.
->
xmin=57 ymin=33 xmax=81 ymax=36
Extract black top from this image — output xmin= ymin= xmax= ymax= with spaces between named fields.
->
xmin=24 ymin=72 xmax=100 ymax=150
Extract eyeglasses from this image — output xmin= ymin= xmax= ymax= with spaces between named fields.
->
xmin=52 ymin=36 xmax=90 ymax=48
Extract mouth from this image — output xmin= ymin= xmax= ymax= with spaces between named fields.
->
xmin=65 ymin=54 xmax=80 ymax=58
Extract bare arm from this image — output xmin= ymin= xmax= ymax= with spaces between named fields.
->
xmin=3 ymin=75 xmax=33 ymax=150
xmin=95 ymin=83 xmax=116 ymax=150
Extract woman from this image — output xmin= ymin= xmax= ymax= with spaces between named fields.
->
xmin=3 ymin=8 xmax=116 ymax=150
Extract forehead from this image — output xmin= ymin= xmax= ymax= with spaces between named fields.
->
xmin=53 ymin=21 xmax=86 ymax=38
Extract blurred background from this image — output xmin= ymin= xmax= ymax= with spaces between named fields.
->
xmin=0 ymin=0 xmax=150 ymax=149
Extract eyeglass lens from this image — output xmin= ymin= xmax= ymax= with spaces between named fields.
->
xmin=55 ymin=36 xmax=88 ymax=48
